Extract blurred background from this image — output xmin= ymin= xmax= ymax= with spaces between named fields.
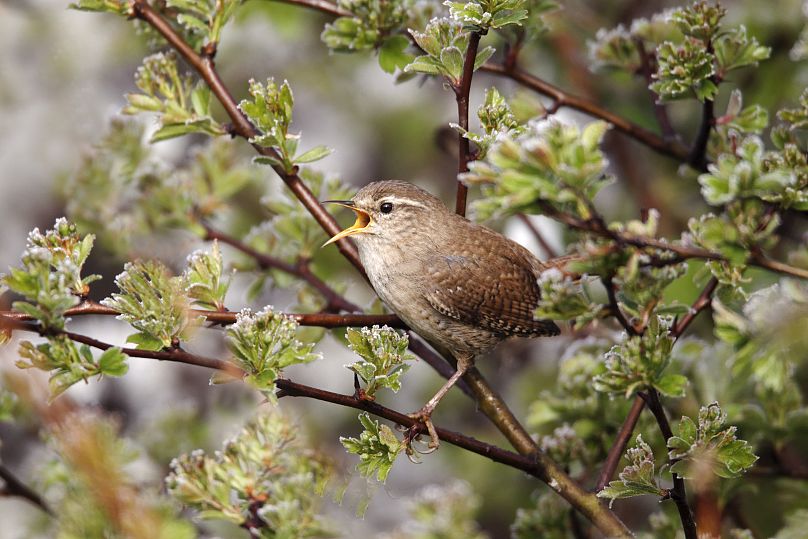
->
xmin=1 ymin=0 xmax=807 ymax=537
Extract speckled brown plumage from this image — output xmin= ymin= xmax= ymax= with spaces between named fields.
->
xmin=324 ymin=180 xmax=562 ymax=448
xmin=330 ymin=180 xmax=559 ymax=358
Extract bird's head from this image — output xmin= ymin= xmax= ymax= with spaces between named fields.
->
xmin=322 ymin=180 xmax=449 ymax=247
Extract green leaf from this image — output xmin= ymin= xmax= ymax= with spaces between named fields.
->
xmin=597 ymin=435 xmax=665 ymax=507
xmin=294 ymin=145 xmax=333 ymax=164
xmin=378 ymin=35 xmax=413 ymax=74
xmin=98 ymin=347 xmax=129 ymax=377
xmin=340 ymin=412 xmax=403 ymax=483
xmin=345 ymin=326 xmax=413 ymax=397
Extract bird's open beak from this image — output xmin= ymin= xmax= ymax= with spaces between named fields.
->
xmin=321 ymin=200 xmax=372 ymax=247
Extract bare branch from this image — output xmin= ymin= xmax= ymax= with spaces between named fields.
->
xmin=454 ymin=31 xmax=483 ymax=216
xmin=596 ymin=394 xmax=646 ymax=492
xmin=480 ymin=63 xmax=690 ymax=162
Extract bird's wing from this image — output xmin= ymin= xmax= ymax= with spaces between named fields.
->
xmin=423 ymin=247 xmax=560 ymax=337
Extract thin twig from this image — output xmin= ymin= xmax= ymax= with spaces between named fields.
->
xmin=603 ymin=276 xmax=636 ymax=336
xmin=203 ymin=223 xmax=361 ymax=312
xmin=539 ymin=204 xmax=808 ymax=280
xmin=596 ymin=394 xmax=645 ymax=491
xmin=595 ymin=276 xmax=719 ymax=492
xmin=635 ymin=38 xmax=677 ymax=141
xmin=480 ymin=63 xmax=690 ymax=162
xmin=130 ymin=0 xmax=365 ymax=274
xmin=689 ymin=95 xmax=714 ymax=172
xmin=643 ymin=388 xmax=698 ymax=539
xmin=0 ymin=464 xmax=54 ymax=516
xmin=454 ymin=31 xmax=483 ymax=216
xmin=517 ymin=214 xmax=558 ymax=258
xmin=270 ymin=0 xmax=351 ymax=17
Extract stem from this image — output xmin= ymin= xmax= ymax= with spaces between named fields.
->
xmin=461 ymin=367 xmax=632 ymax=538
xmin=539 ymin=204 xmax=808 ymax=280
xmin=0 ymin=464 xmax=54 ymax=516
xmin=277 ymin=377 xmax=632 ymax=538
xmin=689 ymin=96 xmax=714 ymax=172
xmin=596 ymin=394 xmax=645 ymax=491
xmin=203 ymin=224 xmax=361 ymax=313
xmin=644 ymin=388 xmax=698 ymax=539
xmin=130 ymin=0 xmax=365 ymax=274
xmin=603 ymin=276 xmax=637 ymax=336
xmin=454 ymin=31 xmax=482 ymax=216
xmin=481 ymin=63 xmax=690 ymax=162
xmin=517 ymin=214 xmax=558 ymax=258
xmin=0 ymin=304 xmax=403 ymax=329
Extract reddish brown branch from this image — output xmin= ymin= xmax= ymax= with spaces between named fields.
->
xmin=272 ymin=0 xmax=351 ymax=17
xmin=517 ymin=214 xmax=558 ymax=258
xmin=481 ymin=63 xmax=690 ymax=162
xmin=130 ymin=0 xmax=364 ymax=274
xmin=454 ymin=31 xmax=483 ymax=216
xmin=0 ymin=464 xmax=54 ymax=516
xmin=0 ymin=303 xmax=402 ymax=329
xmin=596 ymin=394 xmax=645 ymax=491
xmin=596 ymin=276 xmax=719 ymax=493
xmin=202 ymin=223 xmax=361 ymax=313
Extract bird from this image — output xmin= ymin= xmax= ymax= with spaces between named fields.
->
xmin=323 ymin=180 xmax=560 ymax=448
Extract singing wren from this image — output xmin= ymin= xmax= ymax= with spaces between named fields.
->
xmin=324 ymin=180 xmax=559 ymax=448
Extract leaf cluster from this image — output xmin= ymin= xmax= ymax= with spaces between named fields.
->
xmin=465 ymin=119 xmax=612 ymax=221
xmin=183 ymin=241 xmax=231 ymax=311
xmin=340 ymin=412 xmax=403 ymax=482
xmin=667 ymin=402 xmax=758 ymax=479
xmin=444 ymin=0 xmax=527 ymax=32
xmin=124 ymin=51 xmax=226 ymax=142
xmin=2 ymin=218 xmax=99 ymax=329
xmin=384 ymin=481 xmax=487 ymax=539
xmin=597 ymin=435 xmax=665 ymax=507
xmin=224 ymin=307 xmax=320 ymax=397
xmin=593 ymin=316 xmax=686 ymax=399
xmin=345 ymin=325 xmax=413 ymax=397
xmin=102 ymin=259 xmax=200 ymax=351
xmin=240 ymin=78 xmax=332 ymax=174
xmin=404 ymin=18 xmax=494 ymax=85
xmin=165 ymin=0 xmax=241 ymax=51
xmin=452 ymin=87 xmax=524 ymax=158
xmin=166 ymin=409 xmax=332 ymax=537
xmin=17 ymin=337 xmax=128 ymax=399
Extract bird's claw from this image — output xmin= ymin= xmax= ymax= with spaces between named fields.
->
xmin=403 ymin=409 xmax=440 ymax=456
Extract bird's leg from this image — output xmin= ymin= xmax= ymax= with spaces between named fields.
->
xmin=408 ymin=354 xmax=473 ymax=452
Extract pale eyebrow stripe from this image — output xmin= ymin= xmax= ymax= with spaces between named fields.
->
xmin=381 ymin=196 xmax=428 ymax=209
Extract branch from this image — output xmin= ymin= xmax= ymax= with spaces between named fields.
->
xmin=688 ymin=96 xmax=714 ymax=172
xmin=539 ymin=204 xmax=808 ymax=280
xmin=203 ymin=223 xmax=361 ymax=313
xmin=635 ymin=38 xmax=677 ymax=141
xmin=270 ymin=0 xmax=351 ymax=17
xmin=603 ymin=275 xmax=637 ymax=336
xmin=480 ymin=63 xmax=690 ymax=162
xmin=0 ymin=464 xmax=54 ymax=516
xmin=595 ymin=276 xmax=719 ymax=492
xmin=643 ymin=388 xmax=698 ymax=539
xmin=277 ymin=377 xmax=632 ymax=538
xmin=596 ymin=394 xmax=645 ymax=492
xmin=454 ymin=31 xmax=483 ymax=216
xmin=517 ymin=214 xmax=558 ymax=258
xmin=130 ymin=0 xmax=365 ymax=275
xmin=0 ymin=303 xmax=404 ymax=329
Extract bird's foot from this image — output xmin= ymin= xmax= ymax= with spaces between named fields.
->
xmin=403 ymin=408 xmax=440 ymax=457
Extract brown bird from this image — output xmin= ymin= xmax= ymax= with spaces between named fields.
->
xmin=324 ymin=180 xmax=559 ymax=448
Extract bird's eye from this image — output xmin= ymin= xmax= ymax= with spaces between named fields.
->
xmin=380 ymin=202 xmax=393 ymax=214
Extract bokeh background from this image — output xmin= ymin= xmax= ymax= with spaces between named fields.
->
xmin=1 ymin=0 xmax=807 ymax=537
